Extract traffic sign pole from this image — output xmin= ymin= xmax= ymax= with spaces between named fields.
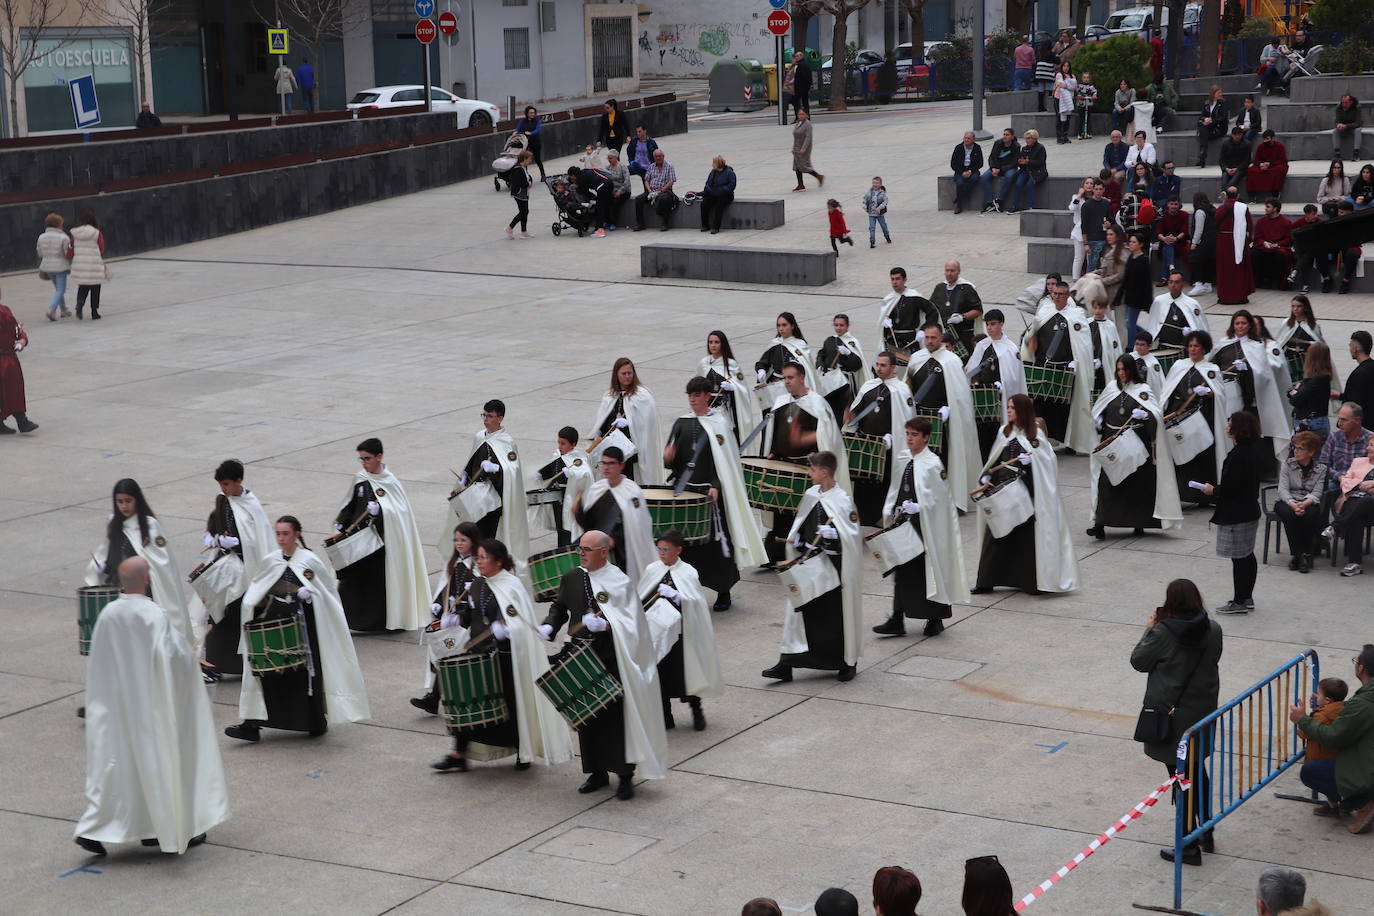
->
xmin=777 ymin=35 xmax=785 ymax=126
xmin=766 ymin=6 xmax=791 ymax=127
xmin=415 ymin=17 xmax=438 ymax=111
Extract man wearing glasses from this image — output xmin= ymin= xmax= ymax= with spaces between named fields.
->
xmin=574 ymin=447 xmax=655 ymax=583
xmin=1291 ymin=645 xmax=1374 ymax=833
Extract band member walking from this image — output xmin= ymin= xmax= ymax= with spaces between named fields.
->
xmin=846 ymin=351 xmax=912 ymax=525
xmin=755 ymin=312 xmax=820 ymax=394
xmin=879 ymin=267 xmax=928 ymax=369
xmin=699 ymin=329 xmax=755 ymax=442
xmin=411 ymin=521 xmax=483 ymax=714
xmin=198 ymin=460 xmax=274 ymax=678
xmin=592 ymin=358 xmax=664 ymax=485
xmin=965 ymin=309 xmax=1027 ymax=460
xmin=814 ymin=313 xmax=866 ymax=421
xmin=1162 ymin=330 xmax=1228 ymax=507
xmin=528 ymin=426 xmax=593 ymax=546
xmin=907 ymin=324 xmax=980 ymax=512
xmin=640 ymin=530 xmax=724 ymax=731
xmin=447 ymin=400 xmax=530 ymax=567
xmin=927 ymin=260 xmax=984 ymax=357
xmin=576 ymin=447 xmax=655 ymax=583
xmin=1021 ymin=280 xmax=1097 ymax=454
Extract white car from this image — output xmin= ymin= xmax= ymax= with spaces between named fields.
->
xmin=347 ymin=85 xmax=500 ymax=128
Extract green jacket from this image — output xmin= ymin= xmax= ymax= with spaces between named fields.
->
xmin=1300 ymin=679 xmax=1374 ymax=799
xmin=1131 ymin=612 xmax=1224 ymax=765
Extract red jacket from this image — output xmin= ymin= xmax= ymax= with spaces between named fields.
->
xmin=828 ymin=209 xmax=849 ymax=236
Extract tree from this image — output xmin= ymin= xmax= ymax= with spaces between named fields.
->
xmin=1308 ymin=0 xmax=1374 ymax=30
xmin=251 ymin=0 xmax=368 ymax=111
xmin=1199 ymin=0 xmax=1220 ymax=76
xmin=1074 ymin=0 xmax=1092 ymax=38
xmin=795 ymin=0 xmax=875 ymax=112
xmin=1072 ymin=34 xmax=1153 ymax=108
xmin=0 ymin=0 xmax=97 ymax=136
xmin=98 ymin=0 xmax=175 ymax=103
xmin=896 ymin=0 xmax=930 ymax=64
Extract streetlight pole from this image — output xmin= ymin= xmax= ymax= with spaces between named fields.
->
xmin=971 ymin=0 xmax=989 ymax=139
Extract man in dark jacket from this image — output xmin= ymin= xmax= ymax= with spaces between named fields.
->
xmin=1218 ymin=127 xmax=1252 ymax=192
xmin=949 ymin=130 xmax=984 ymax=214
xmin=1292 ymin=644 xmax=1374 ymax=833
xmin=135 ymin=102 xmax=162 ymax=129
xmin=1149 ymin=161 xmax=1181 ymax=210
xmin=790 ymin=51 xmax=812 ymax=118
xmin=1333 ymin=94 xmax=1363 ymax=161
xmin=699 ymin=157 xmax=736 ymax=234
xmin=980 ymin=128 xmax=1019 ymax=212
xmin=567 ymin=166 xmax=615 ymax=236
xmin=1102 ymin=129 xmax=1129 ymax=181
xmin=624 ymin=126 xmax=659 ymax=185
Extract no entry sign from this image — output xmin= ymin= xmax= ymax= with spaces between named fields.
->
xmin=766 ymin=10 xmax=791 ymax=36
xmin=437 ymin=11 xmax=458 ymax=35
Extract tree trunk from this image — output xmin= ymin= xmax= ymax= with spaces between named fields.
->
xmin=792 ymin=10 xmax=812 ymax=56
xmin=1200 ymin=0 xmax=1220 ymax=77
xmin=909 ymin=7 xmax=923 ymax=63
xmin=1075 ymin=0 xmax=1090 ymax=38
xmin=829 ymin=9 xmax=849 ymax=111
xmin=1166 ymin=0 xmax=1184 ymax=87
xmin=9 ymin=88 xmax=19 ymax=138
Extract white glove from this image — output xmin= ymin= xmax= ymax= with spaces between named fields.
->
xmin=217 ymin=535 xmax=240 ymax=549
xmin=883 ymin=318 xmax=894 ymax=329
xmin=1183 ymin=326 xmax=1196 ymax=335
xmin=14 ymin=341 xmax=23 ymax=353
xmin=296 ymin=586 xmax=314 ymax=603
xmin=202 ymin=532 xmax=216 ymax=549
xmin=480 ymin=459 xmax=500 ymax=473
xmin=1193 ymin=385 xmax=1212 ymax=396
xmin=757 ymin=368 xmax=768 ymax=382
xmin=441 ymin=612 xmax=460 ymax=629
xmin=582 ymin=613 xmax=608 ymax=633
xmin=993 ymin=381 xmax=1002 ymax=389
xmin=837 ymin=344 xmax=852 ymax=355
xmin=1232 ymin=359 xmax=1249 ymax=371
xmin=720 ymin=380 xmax=736 ymax=392
xmin=613 ymin=417 xmax=630 ymax=429
xmin=1018 ymin=453 xmax=1033 ymax=466
xmin=979 ymin=474 xmax=992 ymax=485
xmin=948 ymin=313 xmax=964 ymax=325
xmin=333 ymin=522 xmax=343 ymax=531
xmin=431 ymin=602 xmax=442 ymax=615
xmin=791 ymin=535 xmax=806 ymax=550
xmin=1068 ymin=361 xmax=1077 ymax=371
xmin=938 ymin=405 xmax=950 ymax=422
xmin=1131 ymin=408 xmax=1148 ymax=420
xmin=490 ymin=621 xmax=510 ymax=641
xmin=457 ymin=472 xmax=469 ymax=486
xmin=1094 ymin=415 xmax=1104 ymax=431
xmin=366 ymin=500 xmax=380 ymax=516
xmin=537 ymin=623 xmax=554 ymax=641
xmin=1093 ymin=358 xmax=1102 ymax=370
xmin=901 ymin=500 xmax=921 ymax=515
xmin=817 ymin=524 xmax=838 ymax=540
xmin=883 ymin=433 xmax=893 ymax=449
xmin=657 ymin=583 xmax=680 ymax=601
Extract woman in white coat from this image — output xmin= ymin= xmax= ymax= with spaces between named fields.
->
xmin=35 ymin=212 xmax=71 ymax=320
xmin=68 ymin=211 xmax=108 ymax=320
xmin=591 ymin=357 xmax=663 ymax=485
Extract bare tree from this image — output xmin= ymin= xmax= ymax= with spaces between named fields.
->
xmin=794 ymin=0 xmax=875 ymax=112
xmin=98 ymin=0 xmax=175 ymax=103
xmin=0 ymin=0 xmax=97 ymax=136
xmin=1074 ymin=0 xmax=1093 ymax=38
xmin=896 ymin=0 xmax=930 ymax=64
xmin=1199 ymin=0 xmax=1220 ymax=76
xmin=251 ymin=0 xmax=368 ymax=111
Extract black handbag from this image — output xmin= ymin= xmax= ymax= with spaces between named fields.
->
xmin=1134 ymin=636 xmax=1207 ymax=743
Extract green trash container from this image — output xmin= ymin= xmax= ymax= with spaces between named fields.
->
xmin=707 ymin=58 xmax=768 ymax=112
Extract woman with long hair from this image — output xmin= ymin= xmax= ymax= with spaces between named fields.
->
xmin=962 ymin=854 xmax=1016 ymax=915
xmin=1289 ymin=341 xmax=1334 ymax=438
xmin=698 ymin=329 xmax=754 ymax=441
xmin=1277 ymin=294 xmax=1340 ymax=396
xmin=1087 ymin=355 xmax=1182 ymax=538
xmin=1162 ymin=329 xmax=1229 ymax=507
xmin=1211 ymin=309 xmax=1291 ymax=458
xmin=85 ymin=478 xmax=190 ymax=641
xmin=1113 ymin=229 xmax=1154 ymax=343
xmin=972 ymin=393 xmax=1078 ymax=595
xmin=591 ymin=357 xmax=663 ymax=484
xmin=1199 ymin=411 xmax=1265 ymax=614
xmin=410 ymin=521 xmax=483 ymax=715
xmin=1317 ymin=159 xmax=1351 ymax=217
xmin=754 ymin=311 xmax=820 ymax=395
xmin=1053 ymin=60 xmax=1077 ymax=144
xmin=1097 ymin=223 xmax=1129 ymax=308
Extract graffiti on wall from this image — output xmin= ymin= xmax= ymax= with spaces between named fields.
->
xmin=640 ymin=15 xmax=772 ymax=76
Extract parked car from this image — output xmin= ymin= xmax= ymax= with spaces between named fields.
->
xmin=1104 ymin=4 xmax=1203 ymax=40
xmin=1082 ymin=24 xmax=1112 ymax=43
xmin=347 ymin=85 xmax=500 ymax=128
xmin=820 ymin=48 xmax=885 ymax=69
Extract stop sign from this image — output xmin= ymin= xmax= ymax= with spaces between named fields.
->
xmin=437 ymin=11 xmax=457 ymax=35
xmin=415 ymin=17 xmax=436 ymax=43
xmin=766 ymin=10 xmax=791 ymax=35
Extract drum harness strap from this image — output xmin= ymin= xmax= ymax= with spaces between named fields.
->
xmin=270 ymin=566 xmax=317 ymax=694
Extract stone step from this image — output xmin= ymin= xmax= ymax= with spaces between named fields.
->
xmin=1288 ymin=75 xmax=1374 ymax=104
xmin=1009 ymin=111 xmax=1201 ymax=137
xmin=1155 ymin=129 xmax=1373 ymax=166
xmin=986 ymin=90 xmax=1038 ymax=117
xmin=939 ymin=173 xmax=1253 ymax=212
xmin=1265 ymin=101 xmax=1364 ymax=133
xmin=639 ymin=243 xmax=836 ymax=286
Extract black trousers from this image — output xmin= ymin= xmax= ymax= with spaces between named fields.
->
xmin=1195 ymin=120 xmax=1225 ymax=160
xmin=1274 ymin=499 xmax=1324 ymax=557
xmin=700 ymin=193 xmax=733 ymax=231
xmin=76 ymin=284 xmax=102 ymax=314
xmin=508 ymin=198 xmax=529 ymax=231
xmin=1333 ymin=495 xmax=1374 ymax=563
xmin=634 ymin=192 xmax=675 ymax=228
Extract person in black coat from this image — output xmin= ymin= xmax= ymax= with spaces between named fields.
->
xmin=699 ymin=156 xmax=737 ymax=234
xmin=1199 ymin=410 xmax=1265 ymax=614
xmin=791 ymin=52 xmax=813 ymax=119
xmin=596 ymin=99 xmax=628 ymax=155
xmin=1195 ymin=88 xmax=1228 ymax=166
xmin=949 ymin=131 xmax=984 ymax=214
xmin=1217 ymin=127 xmax=1251 ymax=193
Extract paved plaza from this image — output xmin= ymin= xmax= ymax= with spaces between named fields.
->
xmin=3 ymin=100 xmax=1373 ymax=915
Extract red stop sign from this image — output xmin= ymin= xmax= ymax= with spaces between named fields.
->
xmin=437 ymin=11 xmax=458 ymax=35
xmin=415 ymin=17 xmax=436 ymax=43
xmin=766 ymin=10 xmax=791 ymax=36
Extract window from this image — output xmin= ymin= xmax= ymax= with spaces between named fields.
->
xmin=540 ymin=1 xmax=556 ymax=31
xmin=431 ymin=89 xmax=454 ymax=101
xmin=502 ymin=0 xmax=528 ymax=5
xmin=391 ymin=88 xmax=423 ymax=102
xmin=504 ymin=28 xmax=530 ymax=70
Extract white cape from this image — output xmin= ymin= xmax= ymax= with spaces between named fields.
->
xmin=1141 ymin=292 xmax=1205 ymax=345
xmin=1020 ymin=300 xmax=1097 ymax=454
xmin=582 ymin=477 xmax=656 ymax=585
xmin=688 ymin=409 xmax=768 ymax=567
xmin=1135 ymin=352 xmax=1167 ymax=400
xmin=527 ymin=448 xmax=593 ymax=540
xmin=1090 ymin=317 xmax=1123 ymax=373
xmin=977 ymin=428 xmax=1079 ymax=593
xmin=1090 ymin=381 xmax=1183 ymax=529
xmin=848 ymin=376 xmax=913 ymax=440
xmin=1211 ymin=336 xmax=1292 ymax=457
xmin=238 ymin=548 xmax=371 ymax=723
xmin=458 ymin=428 xmax=531 ymax=568
xmin=817 ymin=331 xmax=867 ymax=396
xmin=764 ymin=336 xmax=820 ymax=393
xmin=885 ymin=447 xmax=971 ymax=605
xmin=192 ymin=490 xmax=275 ymax=625
xmin=87 ymin=515 xmax=192 ymax=645
xmin=781 ymin=485 xmax=864 ymax=666
xmin=594 ymin=387 xmax=664 ymax=485
xmin=76 ymin=594 xmax=229 ymax=853
xmin=1162 ymin=358 xmax=1231 ymax=472
xmin=344 ymin=466 xmax=428 ymax=631
xmin=765 ymin=390 xmax=851 ymax=491
xmin=1275 ymin=320 xmax=1341 ymax=388
xmin=965 ymin=336 xmax=1027 ymax=421
xmin=639 ymin=559 xmax=724 ymax=698
xmin=698 ymin=355 xmax=757 ymax=433
xmin=906 ymin=347 xmax=981 ymax=512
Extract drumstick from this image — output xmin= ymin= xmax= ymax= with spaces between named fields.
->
xmin=775 ymin=508 xmax=833 ymax=571
xmin=1162 ymin=389 xmax=1199 ymax=422
xmin=756 ymin=481 xmax=797 ymax=495
xmin=969 ymin=455 xmax=1026 ymax=497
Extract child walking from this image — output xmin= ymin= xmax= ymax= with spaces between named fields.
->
xmin=826 ymin=199 xmax=854 ymax=253
xmin=861 ymin=178 xmax=891 ymax=248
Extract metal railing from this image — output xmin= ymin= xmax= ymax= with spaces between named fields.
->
xmin=1168 ymin=650 xmax=1320 ymax=910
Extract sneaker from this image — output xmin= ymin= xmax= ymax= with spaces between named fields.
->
xmin=981 ymin=201 xmax=997 ymax=213
xmin=1300 ymin=284 xmax=1311 ymax=293
xmin=520 ymin=231 xmax=534 ymax=238
xmin=592 ymin=229 xmax=606 ymax=238
xmin=1215 ymin=600 xmax=1251 ymax=615
xmin=1321 ymin=525 xmax=1335 ymax=541
xmin=870 ymin=240 xmax=876 ymax=248
xmin=1349 ymin=798 xmax=1374 ymax=834
xmin=45 ymin=310 xmax=56 ymax=322
xmin=1341 ymin=563 xmax=1363 ymax=577
xmin=885 ymin=236 xmax=892 ymax=243
xmin=1186 ymin=282 xmax=1206 ymax=296
xmin=606 ymin=224 xmax=617 ymax=231
xmin=505 ymin=227 xmax=514 ymax=239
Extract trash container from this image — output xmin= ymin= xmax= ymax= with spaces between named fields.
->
xmin=707 ymin=58 xmax=769 ymax=112
xmin=784 ymin=47 xmax=823 ymax=67
xmin=763 ymin=64 xmax=778 ymax=103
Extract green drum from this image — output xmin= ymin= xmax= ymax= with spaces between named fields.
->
xmin=1283 ymin=342 xmax=1308 ymax=383
xmin=842 ymin=431 xmax=888 ymax=480
xmin=535 ymin=641 xmax=623 ymax=729
xmin=244 ymin=616 xmax=306 ymax=675
xmin=529 ymin=544 xmax=580 ymax=602
xmin=640 ymin=486 xmax=711 ymax=544
xmin=1024 ymin=362 xmax=1075 ymax=405
xmin=970 ymin=385 xmax=1002 ymax=422
xmin=740 ymin=457 xmax=810 ymax=512
xmin=436 ymin=652 xmax=509 ymax=732
xmin=910 ymin=408 xmax=945 ymax=453
xmin=1153 ymin=348 xmax=1184 ymax=378
xmin=77 ymin=585 xmax=120 ymax=656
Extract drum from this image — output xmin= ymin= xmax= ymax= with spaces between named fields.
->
xmin=1153 ymin=348 xmax=1184 ymax=377
xmin=525 ymin=488 xmax=563 ymax=507
xmin=77 ymin=585 xmax=120 ymax=656
xmin=910 ymin=408 xmax=945 ymax=453
xmin=323 ymin=524 xmax=383 ymax=571
xmin=188 ymin=550 xmax=245 ymax=621
xmin=1283 ymin=343 xmax=1308 ymax=383
xmin=974 ymin=478 xmax=1035 ymax=539
xmin=535 ymin=640 xmax=624 ymax=729
xmin=1167 ymin=408 xmax=1214 ymax=465
xmin=753 ymin=379 xmax=786 ymax=414
xmin=970 ymin=384 xmax=1002 ymax=422
xmin=529 ymin=544 xmax=580 ymax=602
xmin=423 ymin=618 xmax=468 ymax=666
xmin=843 ymin=431 xmax=888 ymax=480
xmin=1091 ymin=427 xmax=1149 ymax=486
xmin=1024 ymin=362 xmax=1075 ymax=405
xmin=776 ymin=555 xmax=841 ymax=606
xmin=450 ymin=479 xmax=500 ymax=524
xmin=740 ymin=457 xmax=811 ymax=512
xmin=244 ymin=616 xmax=306 ymax=675
xmin=863 ymin=521 xmax=924 ymax=573
xmin=640 ymin=487 xmax=712 ymax=544
xmin=436 ymin=652 xmax=510 ymax=732
xmin=590 ymin=428 xmax=637 ymax=463
xmin=817 ymin=367 xmax=850 ymax=396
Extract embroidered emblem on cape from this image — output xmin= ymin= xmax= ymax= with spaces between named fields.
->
xmin=508 ymin=451 xmax=518 ymax=462
xmin=631 ymin=497 xmax=641 ymax=508
xmin=506 ymin=604 xmax=517 ymax=617
xmin=303 ymin=569 xmax=315 ymax=580
xmin=154 ymin=535 xmax=167 ymax=547
xmin=375 ymin=488 xmax=387 ymax=498
xmin=595 ymin=591 xmax=609 ymax=604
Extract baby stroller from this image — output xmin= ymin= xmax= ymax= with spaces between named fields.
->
xmin=544 ymin=176 xmax=598 ymax=237
xmin=492 ymin=131 xmax=530 ymax=192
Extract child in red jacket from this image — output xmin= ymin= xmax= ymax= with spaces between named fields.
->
xmin=826 ymin=199 xmax=853 ymax=253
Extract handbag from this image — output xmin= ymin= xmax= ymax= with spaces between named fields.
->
xmin=38 ymin=270 xmax=50 ymax=281
xmin=1133 ymin=636 xmax=1208 ymax=743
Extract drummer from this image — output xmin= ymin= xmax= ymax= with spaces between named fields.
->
xmin=575 ymin=447 xmax=655 ymax=583
xmin=698 ymin=330 xmax=754 ymax=442
xmin=1141 ymin=269 xmax=1205 ymax=353
xmin=529 ymin=426 xmax=593 ymax=547
xmin=538 ymin=530 xmax=668 ymax=801
xmin=906 ymin=323 xmax=980 ymax=512
xmin=965 ymin=309 xmax=1026 ymax=461
xmin=592 ymin=358 xmax=664 ymax=485
xmin=225 ymin=516 xmax=370 ymax=743
xmin=332 ymin=438 xmax=429 ymax=632
xmin=1086 ymin=356 xmax=1183 ymax=539
xmin=1162 ymin=330 xmax=1228 ymax=508
xmin=449 ymin=400 xmax=530 ymax=568
xmin=1088 ymin=300 xmax=1123 ymax=400
xmin=1132 ymin=331 xmax=1168 ymax=399
xmin=199 ymin=459 xmax=274 ymax=679
xmin=814 ymin=313 xmax=866 ymax=422
xmin=761 ymin=451 xmax=863 ymax=683
xmin=873 ymin=417 xmax=968 ymax=638
xmin=410 ymin=521 xmax=483 ymax=715
xmin=1211 ymin=310 xmax=1291 ymax=460
xmin=971 ymin=394 xmax=1079 ymax=595
xmin=640 ymin=530 xmax=725 ymax=731
xmin=431 ymin=538 xmax=572 ymax=773
xmin=755 ymin=312 xmax=820 ymax=395
xmin=846 ymin=351 xmax=912 ymax=525
xmin=927 ymin=259 xmax=984 ymax=357
xmin=1020 ymin=280 xmax=1096 ymax=454
xmin=662 ymin=376 xmax=767 ymax=611
xmin=878 ymin=267 xmax=927 ymax=369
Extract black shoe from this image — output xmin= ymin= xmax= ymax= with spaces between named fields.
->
xmin=1299 ymin=554 xmax=1312 ymax=574
xmin=1289 ymin=555 xmax=1301 ymax=571
xmin=970 ymin=585 xmax=993 ymax=594
xmin=1340 ymin=280 xmax=1351 ymax=295
xmin=836 ymin=664 xmax=857 ymax=682
xmin=659 ymin=225 xmax=669 ymax=232
xmin=0 ymin=421 xmax=13 ymax=434
xmin=410 ymin=695 xmax=438 ymax=715
xmin=308 ymin=726 xmax=327 ymax=737
xmin=514 ymin=760 xmax=531 ymax=771
xmin=432 ymin=754 xmax=468 ymax=771
xmin=689 ymin=698 xmax=706 ymax=731
xmin=616 ymin=775 xmax=635 ymax=800
xmin=77 ymin=706 xmax=85 ymax=718
xmin=91 ymin=311 xmax=100 ymax=320
xmin=141 ymin=838 xmax=160 ymax=847
xmin=224 ymin=723 xmax=260 ymax=742
xmin=1321 ymin=277 xmax=1334 ymax=294
xmin=1086 ymin=526 xmax=1105 ymax=540
xmin=923 ymin=619 xmax=945 ymax=636
xmin=578 ymin=772 xmax=610 ymax=793
xmin=710 ymin=229 xmax=719 ymax=234
xmin=15 ymin=414 xmax=37 ymax=433
xmin=1159 ymin=844 xmax=1202 ymax=866
xmin=188 ymin=833 xmax=207 ymax=848
xmin=760 ymin=663 xmax=793 ymax=682
xmin=663 ymin=707 xmax=675 ymax=729
xmin=700 ymin=227 xmax=709 ymax=232
xmin=1133 ymin=527 xmax=1145 ymax=536
xmin=712 ymin=593 xmax=731 ymax=612
xmin=75 ymin=837 xmax=107 ymax=856
xmin=632 ymin=226 xmax=645 ymax=232
xmin=872 ymin=617 xmax=906 ymax=636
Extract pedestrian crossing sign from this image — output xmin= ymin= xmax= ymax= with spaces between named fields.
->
xmin=268 ymin=29 xmax=289 ymax=55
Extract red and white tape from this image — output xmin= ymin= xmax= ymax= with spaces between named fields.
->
xmin=1014 ymin=773 xmax=1190 ymax=912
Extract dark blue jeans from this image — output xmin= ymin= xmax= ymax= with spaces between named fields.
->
xmin=1004 ymin=171 xmax=1037 ymax=211
xmin=953 ymin=169 xmax=980 ymax=208
xmin=1301 ymin=759 xmax=1372 ymax=809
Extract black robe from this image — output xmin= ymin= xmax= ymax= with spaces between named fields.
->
xmin=665 ymin=416 xmax=738 ymax=596
xmin=202 ymin=496 xmax=245 ymax=675
xmin=701 ymin=365 xmax=743 ymax=442
xmin=334 ymin=480 xmax=388 ymax=631
xmin=647 ymin=566 xmax=692 ymax=702
xmin=907 ymin=356 xmax=950 ymax=462
xmin=450 ymin=579 xmax=520 ymax=754
xmin=461 ymin=440 xmax=505 ymax=539
xmin=882 ymin=295 xmax=927 ymax=367
xmin=765 ymin=402 xmax=818 ymax=563
xmin=247 ymin=564 xmax=327 ymax=735
xmin=1154 ymin=299 xmax=1194 ymax=352
xmin=596 ymin=395 xmax=641 ymax=481
xmin=814 ymin=335 xmax=864 ymax=421
xmin=1089 ymin=321 xmax=1109 ymax=399
xmin=974 ymin=438 xmax=1038 ymax=591
xmin=967 ymin=348 xmax=1006 ymax=462
xmin=890 ymin=459 xmax=952 ymax=621
xmin=850 ymin=382 xmax=898 ymax=526
xmin=778 ymin=500 xmax=847 ymax=670
xmin=574 ymin=489 xmax=630 ymax=575
xmin=1093 ymin=390 xmax=1162 ymax=530
xmin=927 ymin=282 xmax=982 ymax=356
xmin=1032 ymin=311 xmax=1075 ymax=443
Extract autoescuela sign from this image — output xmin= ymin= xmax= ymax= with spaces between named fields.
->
xmin=30 ymin=46 xmax=131 ymax=69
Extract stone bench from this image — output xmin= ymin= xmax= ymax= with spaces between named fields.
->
xmin=1155 ymin=129 xmax=1372 ymax=166
xmin=610 ymin=196 xmax=785 ymax=231
xmin=935 ymin=174 xmax=1234 ymax=211
xmin=1019 ymin=208 xmax=1076 ymax=239
xmin=1177 ymin=74 xmax=1263 ymax=95
xmin=1008 ymin=110 xmax=1199 ymax=138
xmin=986 ymin=90 xmax=1040 ymax=116
xmin=1289 ymin=75 xmax=1374 ymax=103
xmin=1266 ymin=102 xmax=1363 ymax=133
xmin=640 ymin=244 xmax=835 ymax=286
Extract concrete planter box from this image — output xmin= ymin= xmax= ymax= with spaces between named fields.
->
xmin=640 ymin=243 xmax=835 ymax=286
xmin=936 ymin=172 xmax=1237 ymax=211
xmin=986 ymin=90 xmax=1040 ymax=116
xmin=1289 ymin=75 xmax=1374 ymax=103
xmin=1155 ymin=129 xmax=1373 ymax=166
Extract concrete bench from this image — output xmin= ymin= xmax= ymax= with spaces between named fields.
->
xmin=611 ymin=196 xmax=785 ymax=231
xmin=1178 ymin=74 xmax=1264 ymax=95
xmin=1008 ymin=110 xmax=1199 ymax=139
xmin=1290 ymin=75 xmax=1374 ymax=103
xmin=1266 ymin=102 xmax=1363 ymax=133
xmin=935 ymin=173 xmax=1236 ymax=211
xmin=986 ymin=90 xmax=1040 ymax=116
xmin=1019 ymin=208 xmax=1076 ymax=239
xmin=1155 ymin=129 xmax=1372 ymax=166
xmin=640 ymin=244 xmax=835 ymax=286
